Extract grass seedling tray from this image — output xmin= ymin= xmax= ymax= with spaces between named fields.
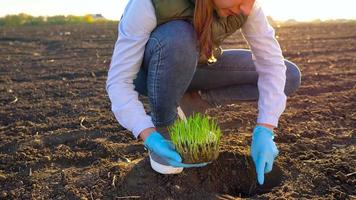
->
xmin=169 ymin=113 xmax=221 ymax=164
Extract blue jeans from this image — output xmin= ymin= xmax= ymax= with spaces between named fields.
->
xmin=134 ymin=20 xmax=301 ymax=127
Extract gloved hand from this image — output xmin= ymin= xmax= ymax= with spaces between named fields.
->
xmin=251 ymin=125 xmax=279 ymax=185
xmin=144 ymin=131 xmax=208 ymax=168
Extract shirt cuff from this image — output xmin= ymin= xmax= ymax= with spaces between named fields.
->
xmin=132 ymin=117 xmax=155 ymax=139
xmin=257 ymin=114 xmax=279 ymax=127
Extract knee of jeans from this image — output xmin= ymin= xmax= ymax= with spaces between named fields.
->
xmin=151 ymin=20 xmax=198 ymax=62
xmin=284 ymin=60 xmax=302 ymax=96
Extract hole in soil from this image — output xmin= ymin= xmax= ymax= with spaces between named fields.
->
xmin=117 ymin=151 xmax=283 ymax=199
xmin=197 ymin=151 xmax=284 ymax=197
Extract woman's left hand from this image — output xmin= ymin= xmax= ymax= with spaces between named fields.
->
xmin=250 ymin=125 xmax=279 ymax=185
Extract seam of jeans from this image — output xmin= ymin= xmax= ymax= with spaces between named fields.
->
xmin=149 ymin=37 xmax=163 ymax=124
xmin=148 ymin=37 xmax=179 ymax=126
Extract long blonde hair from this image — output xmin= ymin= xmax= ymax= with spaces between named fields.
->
xmin=193 ymin=0 xmax=214 ymax=60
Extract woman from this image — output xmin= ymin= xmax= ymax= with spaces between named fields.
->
xmin=106 ymin=0 xmax=301 ymax=185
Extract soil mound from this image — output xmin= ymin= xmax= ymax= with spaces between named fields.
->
xmin=118 ymin=151 xmax=283 ymax=199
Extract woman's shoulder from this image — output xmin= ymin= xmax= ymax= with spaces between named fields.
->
xmin=120 ymin=0 xmax=157 ymax=35
xmin=123 ymin=0 xmax=156 ymax=17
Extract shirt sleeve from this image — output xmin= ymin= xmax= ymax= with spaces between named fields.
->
xmin=106 ymin=0 xmax=157 ymax=138
xmin=241 ymin=0 xmax=287 ymax=127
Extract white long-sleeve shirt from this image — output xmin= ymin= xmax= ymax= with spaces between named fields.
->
xmin=106 ymin=0 xmax=287 ymax=138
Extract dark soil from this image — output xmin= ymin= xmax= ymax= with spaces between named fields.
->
xmin=0 ymin=22 xmax=355 ymax=199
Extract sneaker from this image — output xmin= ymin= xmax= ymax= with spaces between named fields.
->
xmin=179 ymin=90 xmax=216 ymax=118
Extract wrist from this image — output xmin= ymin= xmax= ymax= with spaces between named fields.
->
xmin=257 ymin=123 xmax=275 ymax=131
xmin=139 ymin=127 xmax=156 ymax=141
xmin=254 ymin=125 xmax=275 ymax=139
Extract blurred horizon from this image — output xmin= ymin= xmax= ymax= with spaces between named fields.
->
xmin=1 ymin=0 xmax=356 ymax=22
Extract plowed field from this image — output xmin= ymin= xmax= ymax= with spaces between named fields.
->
xmin=0 ymin=22 xmax=355 ymax=199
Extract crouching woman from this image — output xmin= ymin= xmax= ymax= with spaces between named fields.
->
xmin=106 ymin=0 xmax=301 ymax=185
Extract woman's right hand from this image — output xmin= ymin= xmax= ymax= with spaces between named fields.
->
xmin=142 ymin=130 xmax=209 ymax=168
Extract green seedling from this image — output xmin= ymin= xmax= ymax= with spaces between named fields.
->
xmin=169 ymin=113 xmax=221 ymax=164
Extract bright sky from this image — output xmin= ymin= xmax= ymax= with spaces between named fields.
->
xmin=0 ymin=0 xmax=355 ymax=22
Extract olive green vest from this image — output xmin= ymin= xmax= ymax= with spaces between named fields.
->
xmin=151 ymin=0 xmax=248 ymax=63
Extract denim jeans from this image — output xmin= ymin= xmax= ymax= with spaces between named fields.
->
xmin=133 ymin=20 xmax=301 ymax=127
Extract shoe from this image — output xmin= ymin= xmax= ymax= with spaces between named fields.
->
xmin=179 ymin=90 xmax=216 ymax=118
xmin=148 ymin=125 xmax=183 ymax=174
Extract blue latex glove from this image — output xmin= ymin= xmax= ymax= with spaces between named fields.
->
xmin=144 ymin=131 xmax=208 ymax=168
xmin=251 ymin=125 xmax=279 ymax=185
